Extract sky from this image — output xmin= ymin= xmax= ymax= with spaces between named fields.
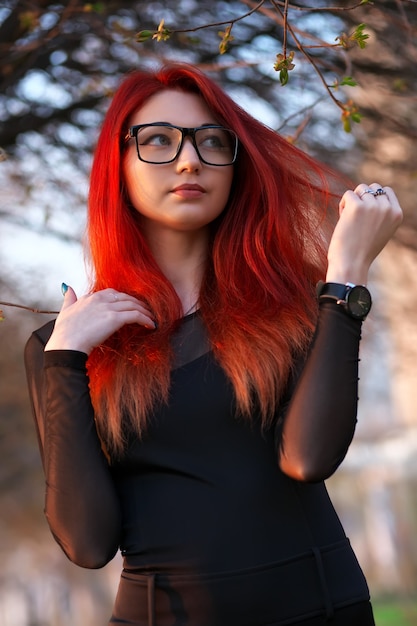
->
xmin=2 ymin=221 xmax=87 ymax=311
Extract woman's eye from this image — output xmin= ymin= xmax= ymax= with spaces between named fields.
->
xmin=200 ymin=134 xmax=223 ymax=149
xmin=141 ymin=133 xmax=172 ymax=146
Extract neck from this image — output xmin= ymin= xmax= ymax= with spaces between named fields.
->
xmin=143 ymin=224 xmax=209 ymax=313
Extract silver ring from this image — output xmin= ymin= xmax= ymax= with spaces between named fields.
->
xmin=113 ymin=293 xmax=119 ymax=302
xmin=359 ymin=189 xmax=375 ymax=198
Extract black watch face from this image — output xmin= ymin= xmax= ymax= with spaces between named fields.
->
xmin=347 ymin=285 xmax=372 ymax=319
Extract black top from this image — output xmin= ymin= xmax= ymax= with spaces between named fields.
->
xmin=24 ymin=303 xmax=371 ymax=624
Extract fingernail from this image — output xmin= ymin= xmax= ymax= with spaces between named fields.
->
xmin=61 ymin=282 xmax=69 ymax=296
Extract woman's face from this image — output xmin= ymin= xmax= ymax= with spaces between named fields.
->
xmin=123 ymin=90 xmax=235 ymax=236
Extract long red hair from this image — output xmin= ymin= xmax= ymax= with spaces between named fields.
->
xmin=86 ymin=64 xmax=341 ymax=454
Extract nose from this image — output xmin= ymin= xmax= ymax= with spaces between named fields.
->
xmin=175 ymin=136 xmax=201 ymax=172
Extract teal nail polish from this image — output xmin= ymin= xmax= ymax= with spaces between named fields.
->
xmin=61 ymin=282 xmax=69 ymax=295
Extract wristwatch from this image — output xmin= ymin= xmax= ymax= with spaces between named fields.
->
xmin=316 ymin=281 xmax=372 ymax=320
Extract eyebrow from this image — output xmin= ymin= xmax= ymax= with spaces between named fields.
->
xmin=141 ymin=122 xmax=221 ymax=128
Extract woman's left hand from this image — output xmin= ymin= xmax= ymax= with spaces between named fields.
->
xmin=326 ymin=183 xmax=403 ymax=285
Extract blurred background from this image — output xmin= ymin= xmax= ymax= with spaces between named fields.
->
xmin=0 ymin=1 xmax=416 ymax=624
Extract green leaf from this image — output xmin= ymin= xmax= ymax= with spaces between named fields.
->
xmin=337 ymin=23 xmax=369 ymax=50
xmin=280 ymin=68 xmax=289 ymax=86
xmin=342 ymin=117 xmax=352 ymax=133
xmin=340 ymin=76 xmax=357 ymax=87
xmin=136 ymin=30 xmax=153 ymax=43
xmin=341 ymin=101 xmax=362 ymax=133
xmin=353 ymin=23 xmax=369 ymax=49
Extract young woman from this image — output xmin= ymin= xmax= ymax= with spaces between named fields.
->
xmin=25 ymin=64 xmax=402 ymax=625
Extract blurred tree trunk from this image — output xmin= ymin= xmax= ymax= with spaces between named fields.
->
xmin=334 ymin=0 xmax=417 ymax=429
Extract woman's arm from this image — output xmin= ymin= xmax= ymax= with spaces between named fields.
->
xmin=25 ymin=286 xmax=156 ymax=567
xmin=277 ymin=303 xmax=362 ymax=482
xmin=277 ymin=182 xmax=403 ymax=482
xmin=25 ymin=324 xmax=121 ymax=569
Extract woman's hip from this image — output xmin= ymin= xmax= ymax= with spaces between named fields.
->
xmin=109 ymin=539 xmax=372 ymax=626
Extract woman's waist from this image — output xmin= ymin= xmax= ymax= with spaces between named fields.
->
xmin=119 ymin=483 xmax=345 ymax=569
xmin=123 ymin=538 xmax=360 ymax=582
xmin=116 ymin=539 xmax=370 ymax=626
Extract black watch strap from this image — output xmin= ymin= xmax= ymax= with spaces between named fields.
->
xmin=316 ymin=281 xmax=349 ymax=301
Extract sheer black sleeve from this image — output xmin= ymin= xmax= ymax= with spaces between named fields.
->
xmin=24 ymin=322 xmax=121 ymax=569
xmin=276 ymin=302 xmax=363 ymax=483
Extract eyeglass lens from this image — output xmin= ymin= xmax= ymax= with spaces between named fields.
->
xmin=135 ymin=126 xmax=236 ymax=165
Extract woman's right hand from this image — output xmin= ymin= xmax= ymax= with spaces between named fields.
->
xmin=44 ymin=285 xmax=156 ymax=355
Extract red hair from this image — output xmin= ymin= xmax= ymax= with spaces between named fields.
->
xmin=86 ymin=64 xmax=341 ymax=454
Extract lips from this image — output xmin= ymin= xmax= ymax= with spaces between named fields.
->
xmin=171 ymin=183 xmax=206 ymax=199
xmin=171 ymin=183 xmax=206 ymax=193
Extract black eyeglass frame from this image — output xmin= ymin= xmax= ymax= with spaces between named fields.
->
xmin=125 ymin=123 xmax=239 ymax=166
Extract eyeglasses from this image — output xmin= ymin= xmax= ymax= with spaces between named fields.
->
xmin=125 ymin=123 xmax=238 ymax=166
